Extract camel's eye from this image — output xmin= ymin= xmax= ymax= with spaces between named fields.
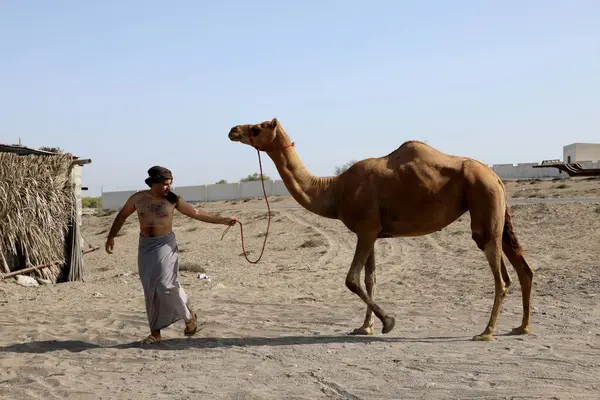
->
xmin=251 ymin=126 xmax=261 ymax=136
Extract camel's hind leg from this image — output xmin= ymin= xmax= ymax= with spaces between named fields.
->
xmin=503 ymin=245 xmax=533 ymax=334
xmin=350 ymin=246 xmax=376 ymax=335
xmin=501 ymin=207 xmax=534 ymax=335
xmin=345 ymin=234 xmax=395 ymax=334
xmin=468 ymin=182 xmax=509 ymax=340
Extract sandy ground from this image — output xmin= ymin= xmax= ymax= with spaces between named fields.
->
xmin=1 ymin=177 xmax=600 ymax=399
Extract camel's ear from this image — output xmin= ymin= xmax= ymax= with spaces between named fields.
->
xmin=270 ymin=118 xmax=278 ymax=128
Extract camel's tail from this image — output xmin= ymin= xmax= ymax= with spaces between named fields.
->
xmin=501 ymin=205 xmax=534 ymax=289
xmin=502 ymin=206 xmax=522 ymax=253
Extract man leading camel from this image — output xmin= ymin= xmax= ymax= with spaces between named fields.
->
xmin=105 ymin=166 xmax=238 ymax=344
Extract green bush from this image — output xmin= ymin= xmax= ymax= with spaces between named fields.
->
xmin=82 ymin=196 xmax=101 ymax=209
xmin=240 ymin=172 xmax=271 ymax=182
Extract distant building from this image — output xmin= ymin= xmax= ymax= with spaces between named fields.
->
xmin=563 ymin=143 xmax=600 ymax=163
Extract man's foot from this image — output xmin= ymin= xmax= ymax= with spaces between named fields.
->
xmin=140 ymin=333 xmax=162 ymax=345
xmin=184 ymin=312 xmax=198 ymax=336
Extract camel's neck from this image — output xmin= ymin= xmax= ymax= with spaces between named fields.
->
xmin=266 ymin=133 xmax=338 ymax=219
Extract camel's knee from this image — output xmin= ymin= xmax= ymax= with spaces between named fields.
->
xmin=345 ymin=275 xmax=361 ymax=294
xmin=364 ymin=272 xmax=376 ymax=286
xmin=518 ymin=260 xmax=534 ymax=284
xmin=499 ymin=284 xmax=508 ymax=298
xmin=502 ymin=275 xmax=512 ymax=290
xmin=501 ymin=260 xmax=512 ymax=288
xmin=493 ymin=272 xmax=509 ymax=297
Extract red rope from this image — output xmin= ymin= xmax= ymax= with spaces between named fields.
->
xmin=221 ymin=148 xmax=271 ymax=264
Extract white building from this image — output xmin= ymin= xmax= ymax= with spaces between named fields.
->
xmin=563 ymin=143 xmax=600 ymax=163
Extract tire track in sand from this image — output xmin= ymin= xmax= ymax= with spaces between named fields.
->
xmin=282 ymin=209 xmax=399 ymax=269
xmin=280 ymin=209 xmax=351 ymax=270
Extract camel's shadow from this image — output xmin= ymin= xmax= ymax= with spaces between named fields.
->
xmin=0 ymin=334 xmax=472 ymax=354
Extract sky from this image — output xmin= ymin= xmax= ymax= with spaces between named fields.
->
xmin=1 ymin=1 xmax=599 ymax=197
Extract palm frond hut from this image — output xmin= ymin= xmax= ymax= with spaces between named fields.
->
xmin=0 ymin=143 xmax=91 ymax=283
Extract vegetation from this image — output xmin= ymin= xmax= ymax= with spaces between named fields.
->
xmin=38 ymin=146 xmax=64 ymax=153
xmin=240 ymin=172 xmax=272 ymax=182
xmin=82 ymin=196 xmax=101 ymax=209
xmin=179 ymin=262 xmax=207 ymax=273
xmin=334 ymin=160 xmax=357 ymax=175
xmin=215 ymin=179 xmax=228 ymax=184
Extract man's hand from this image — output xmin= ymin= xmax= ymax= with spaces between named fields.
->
xmin=105 ymin=237 xmax=115 ymax=254
xmin=224 ymin=216 xmax=238 ymax=226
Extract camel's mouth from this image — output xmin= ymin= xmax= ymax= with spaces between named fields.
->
xmin=228 ymin=130 xmax=243 ymax=142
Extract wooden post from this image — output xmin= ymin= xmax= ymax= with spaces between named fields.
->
xmin=70 ymin=158 xmax=92 ymax=167
xmin=83 ymin=246 xmax=100 ymax=255
xmin=0 ymin=251 xmax=9 ymax=274
xmin=0 ymin=260 xmax=62 ymax=280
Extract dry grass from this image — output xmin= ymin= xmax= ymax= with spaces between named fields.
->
xmin=299 ymin=238 xmax=324 ymax=248
xmin=96 ymin=209 xmax=117 ymax=217
xmin=179 ymin=262 xmax=206 ymax=273
xmin=0 ymin=152 xmax=74 ymax=281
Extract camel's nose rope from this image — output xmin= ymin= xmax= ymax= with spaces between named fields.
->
xmin=221 ymin=148 xmax=271 ymax=264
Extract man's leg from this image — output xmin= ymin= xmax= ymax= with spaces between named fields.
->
xmin=183 ymin=302 xmax=197 ymax=336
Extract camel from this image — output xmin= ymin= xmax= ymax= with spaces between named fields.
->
xmin=227 ymin=118 xmax=534 ymax=341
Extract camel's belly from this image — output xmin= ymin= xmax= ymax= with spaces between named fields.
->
xmin=378 ymin=207 xmax=467 ymax=238
xmin=379 ymin=222 xmax=446 ymax=238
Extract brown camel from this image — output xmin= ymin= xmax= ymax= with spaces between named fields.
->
xmin=228 ymin=118 xmax=534 ymax=341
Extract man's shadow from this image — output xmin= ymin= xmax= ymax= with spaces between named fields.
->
xmin=0 ymin=334 xmax=471 ymax=354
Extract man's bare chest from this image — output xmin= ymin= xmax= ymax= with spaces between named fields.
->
xmin=136 ymin=199 xmax=174 ymax=219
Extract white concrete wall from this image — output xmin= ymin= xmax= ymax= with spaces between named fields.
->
xmin=101 ymin=180 xmax=293 ymax=210
xmin=492 ymin=163 xmax=563 ymax=179
xmin=240 ymin=180 xmax=271 ymax=199
xmin=101 ymin=190 xmax=137 ymax=210
xmin=100 ymin=160 xmax=595 ymax=210
xmin=206 ymin=183 xmax=241 ymax=202
xmin=173 ymin=185 xmax=207 ymax=203
xmin=273 ymin=180 xmax=290 ymax=196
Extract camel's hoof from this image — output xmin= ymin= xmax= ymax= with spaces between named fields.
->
xmin=382 ymin=316 xmax=395 ymax=334
xmin=472 ymin=333 xmax=493 ymax=341
xmin=349 ymin=326 xmax=375 ymax=336
xmin=509 ymin=325 xmax=531 ymax=335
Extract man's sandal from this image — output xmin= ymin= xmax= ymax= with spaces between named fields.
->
xmin=184 ymin=312 xmax=198 ymax=336
xmin=140 ymin=335 xmax=161 ymax=345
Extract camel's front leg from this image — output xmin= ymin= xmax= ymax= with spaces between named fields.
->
xmin=346 ymin=234 xmax=395 ymax=334
xmin=350 ymin=247 xmax=376 ymax=335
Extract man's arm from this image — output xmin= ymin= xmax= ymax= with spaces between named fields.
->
xmin=176 ymin=197 xmax=236 ymax=225
xmin=107 ymin=195 xmax=137 ymax=240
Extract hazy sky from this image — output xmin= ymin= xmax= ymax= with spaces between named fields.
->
xmin=1 ymin=1 xmax=599 ymax=197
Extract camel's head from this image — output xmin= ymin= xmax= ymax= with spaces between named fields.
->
xmin=228 ymin=118 xmax=282 ymax=151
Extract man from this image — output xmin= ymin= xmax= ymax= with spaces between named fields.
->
xmin=105 ymin=166 xmax=237 ymax=345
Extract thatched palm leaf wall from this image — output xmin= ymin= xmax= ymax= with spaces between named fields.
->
xmin=0 ymin=152 xmax=75 ymax=281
